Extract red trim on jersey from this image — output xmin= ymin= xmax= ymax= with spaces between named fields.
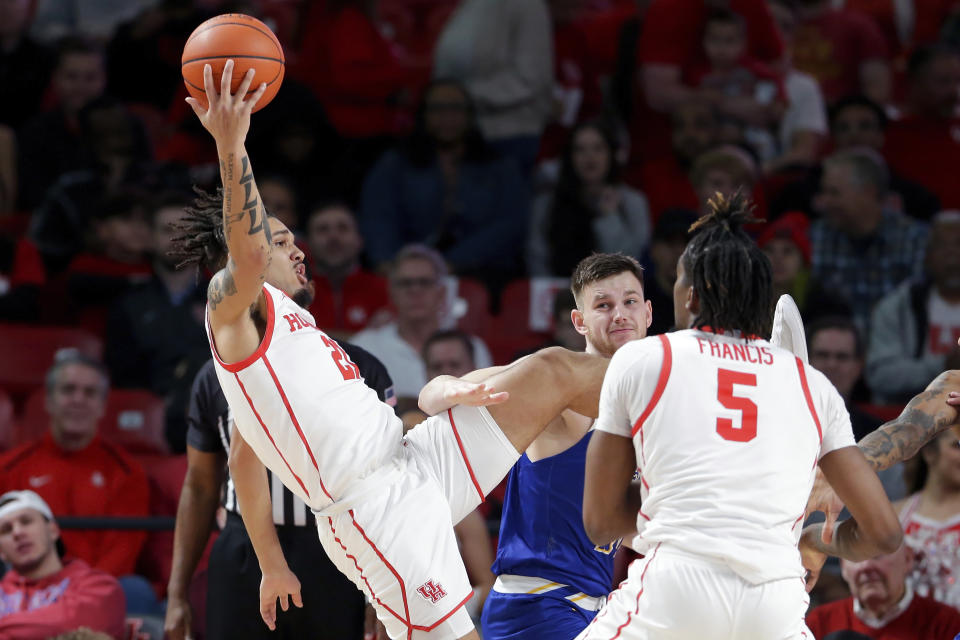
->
xmin=326 ymin=517 xmax=410 ymax=629
xmin=234 ymin=373 xmax=310 ymax=497
xmin=795 ymin=357 xmax=823 ymax=445
xmin=640 ymin=476 xmax=649 ymax=491
xmin=350 ymin=511 xmax=414 ymax=639
xmin=448 ymin=409 xmax=484 ymax=503
xmin=608 ymin=542 xmax=661 ymax=640
xmin=411 ymin=593 xmax=473 ymax=631
xmin=262 ymin=353 xmax=334 ymax=502
xmin=207 ymin=286 xmax=277 ymax=373
xmin=631 ymin=335 xmax=673 ymax=445
xmin=638 ymin=509 xmax=650 ymax=521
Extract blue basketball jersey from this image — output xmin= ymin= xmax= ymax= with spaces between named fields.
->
xmin=491 ymin=430 xmax=617 ymax=597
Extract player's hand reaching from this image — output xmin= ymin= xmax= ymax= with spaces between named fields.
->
xmin=364 ymin=605 xmax=389 ymax=640
xmin=185 ymin=59 xmax=268 ymax=147
xmin=798 ymin=525 xmax=829 ymax=592
xmin=804 ymin=467 xmax=844 ymax=544
xmin=259 ymin=567 xmax=303 ymax=630
xmin=163 ymin=595 xmax=193 ymax=640
xmin=442 ymin=379 xmax=510 ymax=409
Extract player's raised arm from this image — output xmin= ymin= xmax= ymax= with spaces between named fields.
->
xmin=186 ymin=59 xmax=270 ymax=325
xmin=859 ymin=370 xmax=960 ymax=472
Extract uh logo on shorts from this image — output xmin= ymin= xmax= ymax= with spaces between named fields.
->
xmin=416 ymin=580 xmax=447 ymax=604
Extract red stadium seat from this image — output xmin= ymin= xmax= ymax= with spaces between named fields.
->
xmin=17 ymin=388 xmax=168 ymax=454
xmin=0 ymin=324 xmax=102 ymax=397
xmin=444 ymin=276 xmax=493 ymax=337
xmin=857 ymin=403 xmax=905 ymax=423
xmin=135 ymin=453 xmax=190 ymax=600
xmin=484 ymin=278 xmax=570 ymax=363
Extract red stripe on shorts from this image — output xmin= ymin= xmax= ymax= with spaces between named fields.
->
xmin=234 ymin=373 xmax=310 ymax=498
xmin=448 ymin=408 xmax=484 ymax=503
xmin=350 ymin=511 xmax=414 ymax=640
xmin=609 ymin=542 xmax=661 ymax=640
xmin=326 ymin=516 xmax=409 ymax=628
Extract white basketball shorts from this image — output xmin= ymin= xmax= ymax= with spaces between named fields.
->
xmin=576 ymin=545 xmax=814 ymax=640
xmin=316 ymin=405 xmax=520 ymax=640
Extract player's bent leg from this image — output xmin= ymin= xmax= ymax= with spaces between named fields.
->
xmin=404 ymin=404 xmax=520 ymax=523
xmin=482 ymin=347 xmax=609 ymax=453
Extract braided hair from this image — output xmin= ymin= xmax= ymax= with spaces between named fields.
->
xmin=680 ymin=191 xmax=772 ymax=338
xmin=168 ymin=186 xmax=229 ymax=273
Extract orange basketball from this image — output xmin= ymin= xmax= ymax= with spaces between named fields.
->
xmin=181 ymin=13 xmax=284 ymax=113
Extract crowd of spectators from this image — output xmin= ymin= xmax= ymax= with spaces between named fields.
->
xmin=2 ymin=0 xmax=960 ymax=637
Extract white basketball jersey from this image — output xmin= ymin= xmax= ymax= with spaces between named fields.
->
xmin=206 ymin=283 xmax=402 ymax=511
xmin=596 ymin=329 xmax=856 ymax=584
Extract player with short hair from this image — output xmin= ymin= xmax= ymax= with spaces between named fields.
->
xmin=175 ymin=60 xmax=608 ymax=640
xmin=577 ymin=193 xmax=904 ymax=639
xmin=481 ymin=252 xmax=651 ymax=640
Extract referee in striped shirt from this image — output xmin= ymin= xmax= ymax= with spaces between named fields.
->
xmin=164 ymin=342 xmax=395 ymax=640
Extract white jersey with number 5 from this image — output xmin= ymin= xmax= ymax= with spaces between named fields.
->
xmin=205 ymin=282 xmax=402 ymax=512
xmin=596 ymin=329 xmax=856 ymax=584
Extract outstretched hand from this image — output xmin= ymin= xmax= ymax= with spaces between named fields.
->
xmin=443 ymin=379 xmax=509 ymax=408
xmin=260 ymin=568 xmax=303 ymax=630
xmin=805 ymin=467 xmax=843 ymax=545
xmin=798 ymin=525 xmax=829 ymax=592
xmin=185 ymin=59 xmax=268 ymax=146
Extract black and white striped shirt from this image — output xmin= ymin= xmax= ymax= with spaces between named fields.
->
xmin=186 ymin=341 xmax=396 ymax=526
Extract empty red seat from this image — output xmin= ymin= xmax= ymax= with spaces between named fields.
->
xmin=135 ymin=453 xmax=189 ymax=601
xmin=444 ymin=276 xmax=493 ymax=337
xmin=17 ymin=388 xmax=168 ymax=454
xmin=0 ymin=388 xmax=13 ymax=451
xmin=0 ymin=324 xmax=102 ymax=397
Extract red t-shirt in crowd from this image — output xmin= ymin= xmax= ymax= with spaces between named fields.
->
xmin=307 ymin=268 xmax=390 ymax=334
xmin=792 ymin=8 xmax=889 ymax=102
xmin=0 ymin=434 xmax=150 ymax=577
xmin=806 ymin=593 xmax=960 ymax=640
xmin=885 ymin=114 xmax=960 ymax=209
xmin=0 ymin=558 xmax=126 ymax=640
xmin=638 ymin=156 xmax=700 ymax=221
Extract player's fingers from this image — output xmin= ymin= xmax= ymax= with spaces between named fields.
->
xmin=805 ymin=567 xmax=820 ymax=592
xmin=948 ymin=391 xmax=960 ymax=405
xmin=292 ymin=587 xmax=303 ymax=609
xmin=821 ymin=507 xmax=837 ymax=545
xmin=242 ymin=81 xmax=268 ymax=114
xmin=260 ymin=600 xmax=276 ymax=631
xmin=486 ymin=391 xmax=510 ymax=405
xmin=202 ymin=64 xmax=217 ymax=106
xmin=279 ymin=592 xmax=290 ymax=612
xmin=221 ymin=59 xmax=234 ymax=98
xmin=235 ymin=68 xmax=256 ymax=102
xmin=184 ymin=97 xmax=205 ymax=118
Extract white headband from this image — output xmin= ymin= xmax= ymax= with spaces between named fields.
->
xmin=0 ymin=490 xmax=54 ymax=522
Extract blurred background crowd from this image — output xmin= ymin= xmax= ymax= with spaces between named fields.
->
xmin=2 ymin=0 xmax=960 ymax=638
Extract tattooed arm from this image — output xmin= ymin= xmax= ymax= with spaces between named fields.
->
xmin=185 ymin=59 xmax=271 ymax=324
xmin=858 ymin=370 xmax=960 ymax=472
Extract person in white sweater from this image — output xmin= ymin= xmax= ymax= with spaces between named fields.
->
xmin=527 ymin=121 xmax=652 ymax=276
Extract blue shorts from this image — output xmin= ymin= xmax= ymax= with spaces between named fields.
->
xmin=481 ymin=590 xmax=598 ymax=640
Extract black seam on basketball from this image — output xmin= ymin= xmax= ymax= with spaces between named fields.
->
xmin=182 ymin=59 xmax=283 ymax=87
xmin=182 ymin=74 xmax=279 ymax=94
xmin=185 ymin=21 xmax=283 ymax=58
xmin=183 ymin=54 xmax=283 ymax=64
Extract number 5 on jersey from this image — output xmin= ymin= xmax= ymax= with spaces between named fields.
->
xmin=322 ymin=335 xmax=361 ymax=381
xmin=716 ymin=368 xmax=757 ymax=442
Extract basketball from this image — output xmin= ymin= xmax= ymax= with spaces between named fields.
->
xmin=181 ymin=13 xmax=284 ymax=113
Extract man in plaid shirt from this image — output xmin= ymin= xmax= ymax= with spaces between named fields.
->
xmin=811 ymin=148 xmax=929 ymax=334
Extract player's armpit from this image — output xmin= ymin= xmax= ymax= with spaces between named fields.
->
xmin=858 ymin=370 xmax=960 ymax=472
xmin=583 ymin=430 xmax=641 ymax=546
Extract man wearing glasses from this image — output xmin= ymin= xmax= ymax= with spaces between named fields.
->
xmin=352 ymin=244 xmax=492 ymax=411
